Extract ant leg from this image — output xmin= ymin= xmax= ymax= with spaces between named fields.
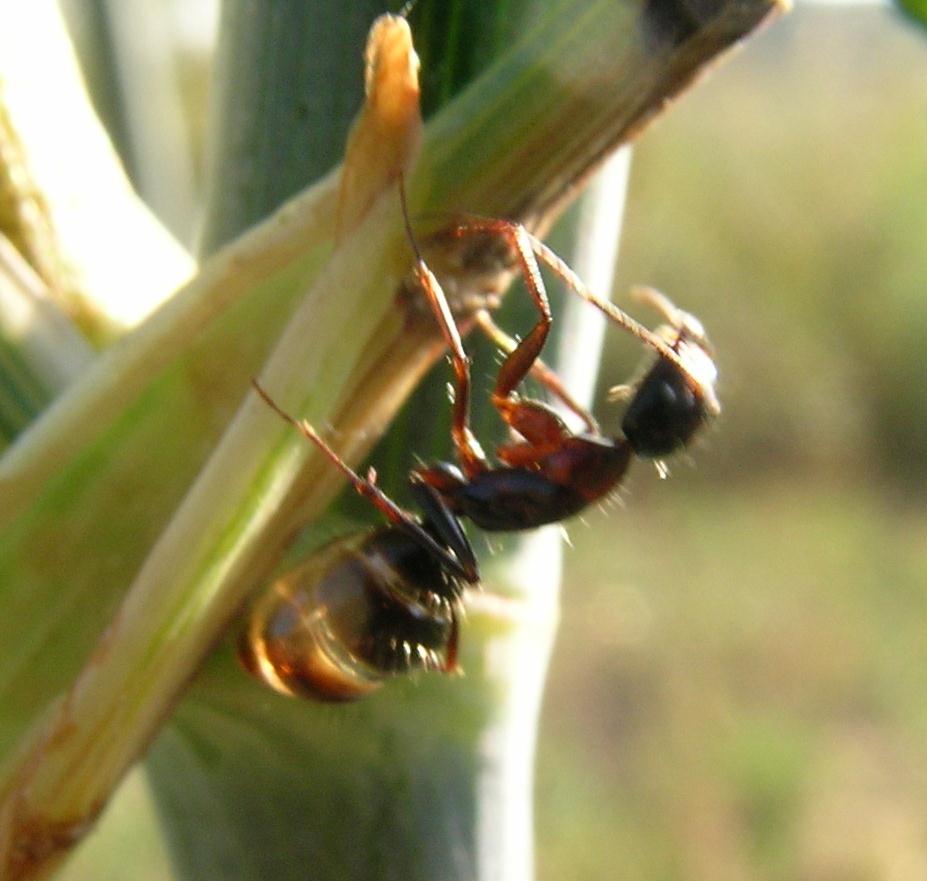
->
xmin=473 ymin=309 xmax=600 ymax=434
xmin=524 ymin=237 xmax=698 ymax=382
xmin=251 ymin=380 xmax=474 ymax=581
xmin=450 ymin=218 xmax=552 ymax=412
xmin=450 ymin=219 xmax=596 ymax=466
xmin=398 ymin=180 xmax=487 ymax=478
xmin=630 ymin=285 xmax=687 ymax=328
xmin=447 ymin=218 xmax=593 ymax=468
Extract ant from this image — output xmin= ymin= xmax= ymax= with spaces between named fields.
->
xmin=403 ymin=188 xmax=720 ymax=532
xmin=240 ymin=177 xmax=719 ymax=700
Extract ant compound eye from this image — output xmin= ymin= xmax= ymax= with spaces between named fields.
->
xmin=239 ymin=531 xmax=457 ymax=702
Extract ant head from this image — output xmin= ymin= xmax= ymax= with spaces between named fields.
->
xmin=630 ymin=285 xmax=720 ymax=418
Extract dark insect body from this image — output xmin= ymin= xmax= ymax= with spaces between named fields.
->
xmin=406 ymin=206 xmax=720 ymax=533
xmin=240 ymin=528 xmax=464 ymax=701
xmin=240 ymin=178 xmax=719 ymax=700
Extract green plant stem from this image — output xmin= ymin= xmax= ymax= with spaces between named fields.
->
xmin=0 ymin=234 xmax=95 ymax=444
xmin=200 ymin=0 xmax=394 ymax=253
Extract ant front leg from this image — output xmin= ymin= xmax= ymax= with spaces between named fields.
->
xmin=399 ymin=182 xmax=488 ymax=479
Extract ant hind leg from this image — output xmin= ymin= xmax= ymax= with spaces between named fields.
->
xmin=474 ymin=308 xmax=599 ymax=434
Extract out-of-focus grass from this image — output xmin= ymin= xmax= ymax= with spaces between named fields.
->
xmin=58 ymin=769 xmax=173 ymax=881
xmin=602 ymin=4 xmax=927 ymax=487
xmin=540 ymin=479 xmax=927 ymax=881
xmin=537 ymin=6 xmax=927 ymax=880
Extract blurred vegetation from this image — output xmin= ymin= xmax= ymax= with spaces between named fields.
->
xmin=57 ymin=3 xmax=927 ymax=881
xmin=537 ymin=6 xmax=927 ymax=881
xmin=897 ymin=0 xmax=927 ymax=30
xmin=603 ymin=5 xmax=927 ymax=491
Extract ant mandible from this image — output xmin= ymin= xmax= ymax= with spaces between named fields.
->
xmin=402 ymin=182 xmax=720 ymax=532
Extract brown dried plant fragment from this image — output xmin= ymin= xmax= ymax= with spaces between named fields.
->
xmin=336 ymin=14 xmax=423 ymax=242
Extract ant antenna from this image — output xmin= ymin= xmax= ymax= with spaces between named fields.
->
xmin=397 ymin=171 xmax=424 ymax=264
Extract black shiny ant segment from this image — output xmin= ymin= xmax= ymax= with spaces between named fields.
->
xmin=616 ymin=285 xmax=719 ymax=459
xmin=242 ymin=379 xmax=478 ymax=701
xmin=413 ymin=437 xmax=633 ymax=531
xmin=621 ymin=357 xmax=704 ymax=457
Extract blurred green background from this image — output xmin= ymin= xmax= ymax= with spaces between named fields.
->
xmin=57 ymin=2 xmax=927 ymax=880
xmin=537 ymin=5 xmax=927 ymax=880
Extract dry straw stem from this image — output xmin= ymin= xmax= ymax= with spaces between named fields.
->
xmin=1 ymin=18 xmax=426 ymax=880
xmin=0 ymin=1 xmax=786 ymax=877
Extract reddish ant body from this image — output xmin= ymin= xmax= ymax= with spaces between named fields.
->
xmin=403 ymin=192 xmax=719 ymax=531
xmin=241 ymin=180 xmax=719 ymax=700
